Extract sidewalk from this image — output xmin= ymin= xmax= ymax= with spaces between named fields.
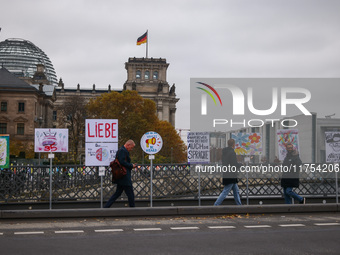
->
xmin=1 ymin=204 xmax=339 ymax=219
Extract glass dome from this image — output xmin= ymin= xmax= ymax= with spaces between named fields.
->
xmin=0 ymin=38 xmax=58 ymax=85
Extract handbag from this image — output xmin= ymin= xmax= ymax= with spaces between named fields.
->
xmin=110 ymin=155 xmax=127 ymax=182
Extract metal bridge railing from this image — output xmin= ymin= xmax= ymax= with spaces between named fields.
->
xmin=0 ymin=163 xmax=339 ymax=204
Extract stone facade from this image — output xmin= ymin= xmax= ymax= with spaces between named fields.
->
xmin=54 ymin=80 xmax=115 ymax=127
xmin=54 ymin=57 xmax=179 ymax=127
xmin=123 ymin=57 xmax=179 ymax=126
xmin=0 ymin=66 xmax=55 ymax=149
xmin=1 ymin=57 xmax=180 ymax=159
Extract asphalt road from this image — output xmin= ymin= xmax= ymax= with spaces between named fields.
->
xmin=1 ymin=212 xmax=339 ymax=255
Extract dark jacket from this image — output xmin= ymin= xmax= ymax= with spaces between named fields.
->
xmin=222 ymin=146 xmax=242 ymax=185
xmin=114 ymin=146 xmax=134 ymax=186
xmin=280 ymin=149 xmax=302 ymax=188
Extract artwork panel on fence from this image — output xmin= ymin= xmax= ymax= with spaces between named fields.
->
xmin=187 ymin=132 xmax=210 ymax=164
xmin=34 ymin=129 xmax=69 ymax=153
xmin=325 ymin=131 xmax=340 ymax=163
xmin=231 ymin=133 xmax=263 ymax=156
xmin=85 ymin=142 xmax=118 ymax=166
xmin=276 ymin=129 xmax=299 ymax=161
xmin=85 ymin=119 xmax=118 ymax=143
xmin=0 ymin=135 xmax=10 ymax=168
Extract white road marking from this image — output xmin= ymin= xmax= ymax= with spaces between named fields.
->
xmin=55 ymin=230 xmax=84 ymax=234
xmin=3 ymin=221 xmax=339 ymax=236
xmin=314 ymin=223 xmax=340 ymax=226
xmin=133 ymin=228 xmax=162 ymax=231
xmin=325 ymin=217 xmax=340 ymax=221
xmin=208 ymin=226 xmax=236 ymax=229
xmin=94 ymin=229 xmax=124 ymax=233
xmin=14 ymin=231 xmax=44 ymax=235
xmin=170 ymin=227 xmax=199 ymax=230
xmin=244 ymin=225 xmax=271 ymax=228
xmin=279 ymin=224 xmax=305 ymax=227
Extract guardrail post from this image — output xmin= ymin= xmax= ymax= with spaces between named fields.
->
xmin=149 ymin=155 xmax=154 ymax=207
xmin=335 ymin=164 xmax=339 ymax=204
xmin=100 ymin=167 xmax=103 ymax=208
xmin=198 ymin=171 xmax=201 ymax=206
xmin=246 ymin=171 xmax=249 ymax=205
xmin=49 ymin=152 xmax=53 ymax=210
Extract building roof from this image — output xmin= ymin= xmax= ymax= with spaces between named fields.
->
xmin=0 ymin=38 xmax=58 ymax=85
xmin=0 ymin=67 xmax=37 ymax=91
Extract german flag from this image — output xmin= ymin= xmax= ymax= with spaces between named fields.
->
xmin=137 ymin=32 xmax=147 ymax=45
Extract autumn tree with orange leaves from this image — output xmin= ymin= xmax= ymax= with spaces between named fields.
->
xmin=86 ymin=90 xmax=187 ymax=163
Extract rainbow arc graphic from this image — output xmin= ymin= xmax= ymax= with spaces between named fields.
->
xmin=196 ymin=82 xmax=222 ymax=115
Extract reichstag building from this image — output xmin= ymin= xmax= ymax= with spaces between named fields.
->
xmin=0 ymin=37 xmax=179 ymax=160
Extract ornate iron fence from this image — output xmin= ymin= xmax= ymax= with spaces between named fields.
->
xmin=0 ymin=164 xmax=338 ymax=203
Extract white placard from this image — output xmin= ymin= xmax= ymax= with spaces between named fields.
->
xmin=187 ymin=132 xmax=210 ymax=164
xmin=85 ymin=119 xmax=118 ymax=143
xmin=325 ymin=131 xmax=340 ymax=163
xmin=140 ymin=131 xmax=163 ymax=155
xmin=85 ymin=142 xmax=118 ymax=166
xmin=98 ymin=167 xmax=106 ymax=176
xmin=35 ymin=129 xmax=69 ymax=152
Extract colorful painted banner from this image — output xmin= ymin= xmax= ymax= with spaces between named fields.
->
xmin=0 ymin=135 xmax=10 ymax=168
xmin=35 ymin=129 xmax=69 ymax=152
xmin=232 ymin=133 xmax=263 ymax=155
xmin=276 ymin=129 xmax=299 ymax=161
xmin=325 ymin=131 xmax=340 ymax=163
xmin=85 ymin=142 xmax=118 ymax=166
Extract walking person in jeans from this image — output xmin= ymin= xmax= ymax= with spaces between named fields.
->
xmin=104 ymin=140 xmax=137 ymax=208
xmin=281 ymin=142 xmax=305 ymax=204
xmin=214 ymin=139 xmax=242 ymax=206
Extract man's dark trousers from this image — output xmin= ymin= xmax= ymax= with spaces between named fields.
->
xmin=104 ymin=184 xmax=135 ymax=207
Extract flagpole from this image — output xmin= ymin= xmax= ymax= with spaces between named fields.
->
xmin=146 ymin=30 xmax=148 ymax=59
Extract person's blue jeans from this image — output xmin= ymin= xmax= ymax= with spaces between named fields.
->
xmin=283 ymin=187 xmax=303 ymax=204
xmin=214 ymin=183 xmax=242 ymax=205
xmin=104 ymin=184 xmax=135 ymax=208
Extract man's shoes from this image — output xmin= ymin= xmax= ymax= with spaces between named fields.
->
xmin=299 ymin=198 xmax=306 ymax=204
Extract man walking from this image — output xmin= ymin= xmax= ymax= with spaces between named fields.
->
xmin=214 ymin=139 xmax=242 ymax=206
xmin=281 ymin=142 xmax=305 ymax=204
xmin=104 ymin=140 xmax=137 ymax=208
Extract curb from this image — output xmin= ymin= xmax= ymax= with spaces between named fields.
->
xmin=1 ymin=204 xmax=339 ymax=219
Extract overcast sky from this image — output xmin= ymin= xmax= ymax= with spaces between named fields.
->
xmin=1 ymin=0 xmax=340 ymax=132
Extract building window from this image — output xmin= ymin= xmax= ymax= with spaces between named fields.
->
xmin=0 ymin=123 xmax=7 ymax=134
xmin=1 ymin=102 xmax=7 ymax=112
xmin=17 ymin=123 xmax=25 ymax=135
xmin=18 ymin=102 xmax=25 ymax=112
xmin=53 ymin=111 xmax=57 ymax=121
xmin=136 ymin=70 xmax=141 ymax=79
xmin=144 ymin=71 xmax=149 ymax=79
xmin=153 ymin=71 xmax=158 ymax=80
